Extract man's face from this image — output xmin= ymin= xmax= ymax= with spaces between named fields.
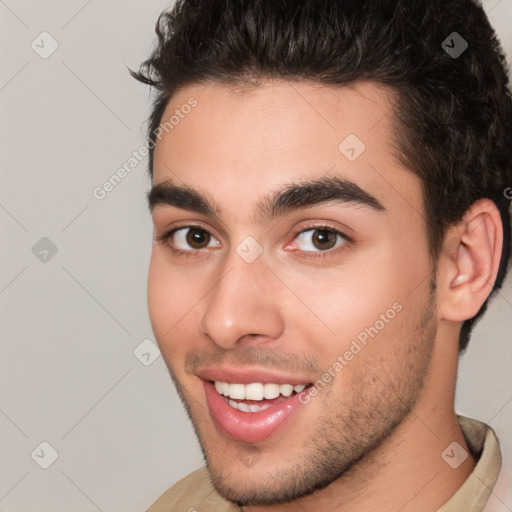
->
xmin=148 ymin=80 xmax=438 ymax=505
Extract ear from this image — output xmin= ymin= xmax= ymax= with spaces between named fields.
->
xmin=437 ymin=199 xmax=503 ymax=322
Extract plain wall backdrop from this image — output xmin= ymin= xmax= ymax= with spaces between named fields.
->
xmin=1 ymin=0 xmax=511 ymax=510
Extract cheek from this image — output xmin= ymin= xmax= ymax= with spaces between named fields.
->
xmin=279 ymin=257 xmax=396 ymax=338
xmin=147 ymin=255 xmax=170 ymax=335
xmin=147 ymin=254 xmax=192 ymax=357
xmin=282 ymin=248 xmax=418 ymax=370
xmin=147 ymin=252 xmax=215 ymax=377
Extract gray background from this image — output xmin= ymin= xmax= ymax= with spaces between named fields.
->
xmin=0 ymin=0 xmax=511 ymax=510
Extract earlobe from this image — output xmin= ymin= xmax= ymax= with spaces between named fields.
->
xmin=439 ymin=199 xmax=503 ymax=322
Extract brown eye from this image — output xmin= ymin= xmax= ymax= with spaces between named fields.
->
xmin=185 ymin=227 xmax=211 ymax=249
xmin=294 ymin=227 xmax=347 ymax=253
xmin=168 ymin=226 xmax=220 ymax=252
xmin=311 ymin=230 xmax=338 ymax=250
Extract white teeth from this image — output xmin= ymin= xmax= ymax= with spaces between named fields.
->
xmin=249 ymin=403 xmax=272 ymax=413
xmin=228 ymin=383 xmax=245 ymax=400
xmin=263 ymin=383 xmax=280 ymax=399
xmin=245 ymin=383 xmax=264 ymax=401
xmin=229 ymin=399 xmax=251 ymax=413
xmin=214 ymin=381 xmax=308 ymax=401
xmin=279 ymin=384 xmax=294 ymax=397
xmin=226 ymin=399 xmax=273 ymax=413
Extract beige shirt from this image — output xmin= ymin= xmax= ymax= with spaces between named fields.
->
xmin=147 ymin=415 xmax=510 ymax=511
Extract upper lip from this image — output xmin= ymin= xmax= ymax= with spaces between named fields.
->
xmin=197 ymin=367 xmax=313 ymax=385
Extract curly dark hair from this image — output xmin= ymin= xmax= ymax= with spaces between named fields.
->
xmin=130 ymin=0 xmax=512 ymax=353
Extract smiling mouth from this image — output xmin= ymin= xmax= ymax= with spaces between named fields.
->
xmin=213 ymin=380 xmax=311 ymax=413
xmin=199 ymin=370 xmax=315 ymax=442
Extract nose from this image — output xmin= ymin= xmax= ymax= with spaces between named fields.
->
xmin=198 ymin=251 xmax=285 ymax=350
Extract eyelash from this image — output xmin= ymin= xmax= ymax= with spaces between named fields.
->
xmin=155 ymin=223 xmax=353 ymax=260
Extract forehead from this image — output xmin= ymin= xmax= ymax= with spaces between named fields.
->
xmin=152 ymin=79 xmax=425 ymax=227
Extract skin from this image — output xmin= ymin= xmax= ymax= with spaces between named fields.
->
xmin=147 ymin=80 xmax=503 ymax=511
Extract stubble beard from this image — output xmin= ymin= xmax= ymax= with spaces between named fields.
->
xmin=165 ymin=277 xmax=438 ymax=507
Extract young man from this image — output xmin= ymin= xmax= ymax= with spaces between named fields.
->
xmin=131 ymin=0 xmax=512 ymax=510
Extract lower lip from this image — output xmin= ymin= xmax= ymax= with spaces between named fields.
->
xmin=203 ymin=380 xmax=308 ymax=443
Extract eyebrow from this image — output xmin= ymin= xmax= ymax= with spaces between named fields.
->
xmin=147 ymin=174 xmax=386 ymax=222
